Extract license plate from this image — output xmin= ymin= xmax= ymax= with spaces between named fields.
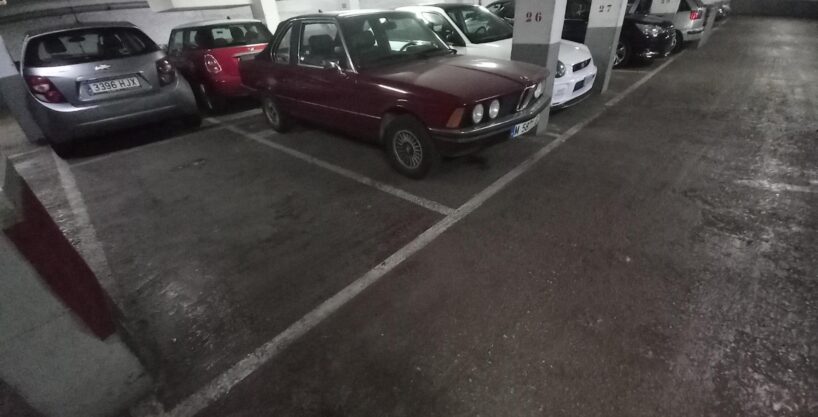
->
xmin=511 ymin=115 xmax=539 ymax=138
xmin=88 ymin=77 xmax=140 ymax=94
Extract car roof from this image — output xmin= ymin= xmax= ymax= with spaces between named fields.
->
xmin=24 ymin=21 xmax=137 ymax=39
xmin=289 ymin=9 xmax=413 ymax=20
xmin=172 ymin=18 xmax=263 ymax=30
xmin=428 ymin=3 xmax=482 ymax=10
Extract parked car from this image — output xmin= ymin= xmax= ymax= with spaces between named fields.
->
xmin=239 ymin=10 xmax=549 ymax=178
xmin=167 ymin=19 xmax=273 ymax=112
xmin=20 ymin=22 xmax=200 ymax=155
xmin=489 ymin=0 xmax=676 ymax=68
xmin=626 ymin=0 xmax=707 ymax=50
xmin=399 ymin=4 xmax=597 ymax=109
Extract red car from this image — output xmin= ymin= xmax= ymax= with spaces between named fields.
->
xmin=167 ymin=19 xmax=272 ymax=112
xmin=240 ymin=11 xmax=549 ymax=178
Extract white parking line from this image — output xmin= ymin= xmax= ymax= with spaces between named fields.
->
xmin=209 ymin=108 xmax=262 ymax=123
xmin=736 ymin=179 xmax=818 ymax=194
xmin=144 ymin=50 xmax=685 ymax=417
xmin=211 ymin=120 xmax=455 ymax=216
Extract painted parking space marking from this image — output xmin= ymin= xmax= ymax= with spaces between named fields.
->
xmin=736 ymin=179 xmax=818 ymax=194
xmin=210 ymin=119 xmax=455 ymax=216
xmin=143 ymin=42 xmax=689 ymax=417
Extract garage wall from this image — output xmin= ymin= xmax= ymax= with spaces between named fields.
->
xmin=731 ymin=0 xmax=818 ymax=18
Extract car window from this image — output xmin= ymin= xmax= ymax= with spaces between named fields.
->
xmin=678 ymin=0 xmax=691 ymax=11
xmin=168 ymin=30 xmax=184 ymax=54
xmin=566 ymin=0 xmax=591 ymax=20
xmin=298 ymin=22 xmax=347 ymax=68
xmin=273 ymin=24 xmax=293 ymax=64
xmin=24 ymin=27 xmax=158 ymax=67
xmin=340 ymin=13 xmax=449 ymax=69
xmin=420 ymin=12 xmax=464 ymax=46
xmin=445 ymin=6 xmax=512 ymax=44
xmin=500 ymin=4 xmax=515 ymax=18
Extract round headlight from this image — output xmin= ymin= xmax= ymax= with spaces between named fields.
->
xmin=556 ymin=61 xmax=566 ymax=78
xmin=488 ymin=99 xmax=500 ymax=119
xmin=534 ymin=81 xmax=544 ymax=99
xmin=471 ymin=103 xmax=484 ymax=124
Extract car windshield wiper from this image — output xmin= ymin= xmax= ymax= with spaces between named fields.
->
xmin=415 ymin=46 xmax=448 ymax=58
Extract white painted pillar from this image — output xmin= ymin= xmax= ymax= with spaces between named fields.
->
xmin=250 ymin=0 xmax=281 ymax=31
xmin=584 ymin=0 xmax=628 ymax=93
xmin=510 ymin=0 xmax=567 ymax=134
xmin=0 ymin=36 xmax=43 ymax=143
xmin=341 ymin=0 xmax=361 ymax=10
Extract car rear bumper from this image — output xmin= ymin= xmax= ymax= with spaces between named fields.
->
xmin=30 ymin=78 xmax=198 ymax=144
xmin=427 ymin=95 xmax=550 ymax=156
xmin=633 ymin=31 xmax=676 ymax=60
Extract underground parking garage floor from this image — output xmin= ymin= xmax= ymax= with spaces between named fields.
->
xmin=3 ymin=16 xmax=817 ymax=417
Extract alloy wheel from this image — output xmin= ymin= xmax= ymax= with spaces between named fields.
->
xmin=615 ymin=42 xmax=626 ymax=66
xmin=263 ymin=97 xmax=280 ymax=128
xmin=393 ymin=130 xmax=424 ymax=170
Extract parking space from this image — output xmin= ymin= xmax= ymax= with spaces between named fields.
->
xmin=2 ymin=13 xmax=816 ymax=417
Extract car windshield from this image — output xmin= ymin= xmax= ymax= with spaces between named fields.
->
xmin=192 ymin=22 xmax=272 ymax=49
xmin=24 ymin=27 xmax=158 ymax=67
xmin=444 ymin=5 xmax=513 ymax=44
xmin=339 ymin=12 xmax=450 ymax=69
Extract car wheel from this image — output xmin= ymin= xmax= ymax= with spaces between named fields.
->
xmin=384 ymin=115 xmax=439 ymax=179
xmin=671 ymin=30 xmax=683 ymax=53
xmin=613 ymin=40 xmax=630 ymax=68
xmin=261 ymin=95 xmax=291 ymax=133
xmin=196 ymin=83 xmax=225 ymax=113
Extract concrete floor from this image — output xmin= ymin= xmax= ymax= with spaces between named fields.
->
xmin=2 ymin=16 xmax=816 ymax=417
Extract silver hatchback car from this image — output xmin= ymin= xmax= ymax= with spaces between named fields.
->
xmin=628 ymin=0 xmax=707 ymax=47
xmin=21 ymin=22 xmax=199 ymax=152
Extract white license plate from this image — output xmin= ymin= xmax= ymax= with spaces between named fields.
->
xmin=511 ymin=115 xmax=539 ymax=138
xmin=88 ymin=77 xmax=140 ymax=94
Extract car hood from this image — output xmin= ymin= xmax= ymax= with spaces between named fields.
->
xmin=474 ymin=38 xmax=592 ymax=67
xmin=626 ymin=13 xmax=674 ymax=28
xmin=363 ymin=54 xmax=548 ymax=103
xmin=558 ymin=39 xmax=593 ymax=66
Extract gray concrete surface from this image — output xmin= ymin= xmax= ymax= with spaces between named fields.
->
xmin=0 ymin=16 xmax=814 ymax=417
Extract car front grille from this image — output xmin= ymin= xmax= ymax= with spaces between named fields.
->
xmin=573 ymin=59 xmax=591 ymax=72
xmin=516 ymin=85 xmax=536 ymax=112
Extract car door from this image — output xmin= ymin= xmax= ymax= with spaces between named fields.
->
xmin=289 ymin=19 xmax=360 ymax=131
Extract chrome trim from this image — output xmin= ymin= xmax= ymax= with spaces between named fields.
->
xmin=516 ymin=84 xmax=535 ymax=112
xmin=284 ymin=96 xmax=381 ymax=120
xmin=429 ymin=95 xmax=550 ymax=143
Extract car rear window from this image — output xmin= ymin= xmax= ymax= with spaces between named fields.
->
xmin=189 ymin=23 xmax=272 ymax=49
xmin=24 ymin=27 xmax=158 ymax=67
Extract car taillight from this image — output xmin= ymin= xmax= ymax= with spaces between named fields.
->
xmin=204 ymin=54 xmax=222 ymax=74
xmin=156 ymin=57 xmax=176 ymax=86
xmin=25 ymin=76 xmax=65 ymax=103
xmin=690 ymin=10 xmax=703 ymax=19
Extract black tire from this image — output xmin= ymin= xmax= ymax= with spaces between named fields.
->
xmin=182 ymin=114 xmax=203 ymax=129
xmin=383 ymin=115 xmax=439 ymax=179
xmin=195 ymin=82 xmax=226 ymax=113
xmin=261 ymin=95 xmax=291 ymax=133
xmin=613 ymin=40 xmax=631 ymax=68
xmin=672 ymin=30 xmax=684 ymax=53
xmin=51 ymin=141 xmax=74 ymax=158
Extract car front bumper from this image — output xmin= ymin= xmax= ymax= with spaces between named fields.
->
xmin=427 ymin=94 xmax=550 ymax=156
xmin=552 ymin=63 xmax=597 ymax=108
xmin=29 ymin=77 xmax=198 ymax=144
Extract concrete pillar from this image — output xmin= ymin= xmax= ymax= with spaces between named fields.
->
xmin=510 ymin=0 xmax=567 ymax=133
xmin=0 ymin=155 xmax=152 ymax=417
xmin=341 ymin=0 xmax=361 ymax=9
xmin=0 ymin=36 xmax=43 ymax=143
xmin=584 ymin=0 xmax=628 ymax=93
xmin=250 ymin=0 xmax=281 ymax=31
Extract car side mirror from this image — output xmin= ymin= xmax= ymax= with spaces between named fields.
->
xmin=322 ymin=59 xmax=345 ymax=76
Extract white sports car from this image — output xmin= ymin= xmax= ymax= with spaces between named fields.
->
xmin=399 ymin=4 xmax=597 ymax=109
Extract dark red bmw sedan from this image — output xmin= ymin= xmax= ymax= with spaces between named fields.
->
xmin=240 ymin=10 xmax=549 ymax=178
